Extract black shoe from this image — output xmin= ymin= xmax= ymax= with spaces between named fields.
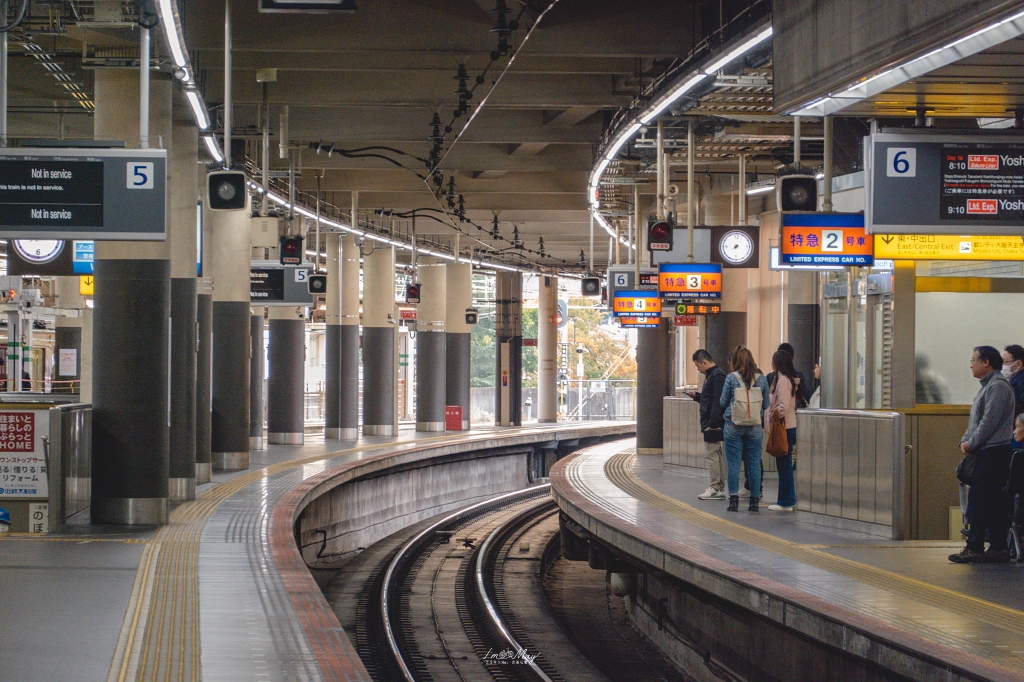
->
xmin=949 ymin=548 xmax=986 ymax=563
xmin=727 ymin=495 xmax=739 ymax=512
xmin=983 ymin=548 xmax=1011 ymax=563
xmin=748 ymin=497 xmax=759 ymax=513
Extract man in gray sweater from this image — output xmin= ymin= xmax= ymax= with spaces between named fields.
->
xmin=950 ymin=345 xmax=1016 ymax=564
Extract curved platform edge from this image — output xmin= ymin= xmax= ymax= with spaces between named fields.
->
xmin=267 ymin=422 xmax=636 ymax=682
xmin=549 ymin=444 xmax=1024 ymax=682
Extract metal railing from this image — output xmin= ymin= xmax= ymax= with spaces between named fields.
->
xmin=559 ymin=380 xmax=635 ymax=421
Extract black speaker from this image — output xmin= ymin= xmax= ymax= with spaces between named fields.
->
xmin=207 ymin=170 xmax=247 ymax=211
xmin=778 ymin=175 xmax=817 ymax=212
xmin=308 ymin=274 xmax=327 ymax=294
xmin=581 ymin=277 xmax=601 ymax=296
xmin=280 ymin=236 xmax=303 ymax=265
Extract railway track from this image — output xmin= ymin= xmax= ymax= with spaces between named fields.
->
xmin=323 ymin=483 xmax=684 ymax=682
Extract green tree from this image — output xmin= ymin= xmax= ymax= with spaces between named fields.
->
xmin=566 ymin=298 xmax=637 ymax=381
xmin=471 ymin=307 xmax=495 ymax=387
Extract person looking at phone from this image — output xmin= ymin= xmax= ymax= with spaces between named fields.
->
xmin=692 ymin=349 xmax=727 ymax=501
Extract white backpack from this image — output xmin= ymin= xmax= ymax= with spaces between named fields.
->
xmin=730 ymin=372 xmax=763 ymax=426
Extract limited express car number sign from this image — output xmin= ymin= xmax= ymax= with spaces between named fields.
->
xmin=941 ymin=143 xmax=1024 ymax=222
xmin=780 ymin=213 xmax=872 ymax=266
xmin=612 ymin=290 xmax=661 ymax=317
xmin=658 ymin=263 xmax=722 ymax=300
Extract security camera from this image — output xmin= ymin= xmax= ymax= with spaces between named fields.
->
xmin=667 ymin=184 xmax=680 ymax=196
xmin=465 ymin=307 xmax=479 ymax=325
xmin=173 ymin=68 xmax=188 ymax=81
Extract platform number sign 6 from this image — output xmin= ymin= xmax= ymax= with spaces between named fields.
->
xmin=127 ymin=162 xmax=155 ymax=189
xmin=614 ymin=273 xmax=629 ymax=288
xmin=886 ymin=148 xmax=916 ymax=177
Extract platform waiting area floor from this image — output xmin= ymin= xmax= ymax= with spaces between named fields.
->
xmin=552 ymin=442 xmax=1024 ymax=681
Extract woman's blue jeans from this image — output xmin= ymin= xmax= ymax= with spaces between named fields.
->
xmin=775 ymin=428 xmax=797 ymax=507
xmin=724 ymin=421 xmax=763 ymax=498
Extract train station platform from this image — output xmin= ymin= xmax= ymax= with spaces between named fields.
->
xmin=550 ymin=441 xmax=1024 ymax=682
xmin=0 ymin=422 xmax=632 ymax=682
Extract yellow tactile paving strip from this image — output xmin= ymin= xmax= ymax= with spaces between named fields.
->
xmin=604 ymin=450 xmax=1024 ymax=638
xmin=106 ymin=436 xmax=456 ymax=682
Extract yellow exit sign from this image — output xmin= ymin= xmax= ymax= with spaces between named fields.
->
xmin=873 ymin=234 xmax=1024 ymax=261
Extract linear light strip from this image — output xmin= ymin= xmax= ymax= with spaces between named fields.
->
xmin=588 ymin=23 xmax=773 ymax=249
xmin=789 ymin=9 xmax=1024 ymax=116
xmin=248 ymin=181 xmax=532 ymax=273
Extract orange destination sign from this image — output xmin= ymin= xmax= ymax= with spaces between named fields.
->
xmin=657 ymin=263 xmax=722 ymax=300
xmin=780 ymin=213 xmax=873 ymax=266
xmin=611 ymin=290 xmax=661 ymax=317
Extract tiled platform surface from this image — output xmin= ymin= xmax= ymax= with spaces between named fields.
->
xmin=551 ymin=441 xmax=1024 ymax=682
xmin=0 ymin=422 xmax=631 ymax=682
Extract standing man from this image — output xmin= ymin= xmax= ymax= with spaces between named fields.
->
xmin=950 ymin=345 xmax=1016 ymax=564
xmin=692 ymin=349 xmax=727 ymax=501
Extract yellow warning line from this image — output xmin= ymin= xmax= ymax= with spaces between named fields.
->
xmin=107 ymin=425 xmax=583 ymax=682
xmin=603 ymin=450 xmax=1024 ymax=638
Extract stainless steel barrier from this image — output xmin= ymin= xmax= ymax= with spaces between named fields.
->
xmin=46 ymin=403 xmax=92 ymax=532
xmin=663 ymin=397 xmax=704 ymax=468
xmin=795 ymin=409 xmax=904 ymax=538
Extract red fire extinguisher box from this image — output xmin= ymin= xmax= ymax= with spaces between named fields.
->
xmin=445 ymin=406 xmax=463 ymax=431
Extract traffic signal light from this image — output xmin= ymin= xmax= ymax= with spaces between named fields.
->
xmin=308 ymin=274 xmax=327 ymax=295
xmin=581 ymin=277 xmax=601 ymax=296
xmin=557 ymin=299 xmax=568 ymax=328
xmin=778 ymin=175 xmax=817 ymax=212
xmin=280 ymin=236 xmax=303 ymax=265
xmin=207 ymin=170 xmax=247 ymax=211
xmin=405 ymin=282 xmax=421 ymax=304
xmin=648 ymin=219 xmax=673 ymax=251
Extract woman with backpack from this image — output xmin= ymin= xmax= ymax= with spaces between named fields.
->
xmin=766 ymin=350 xmax=799 ymax=511
xmin=719 ymin=346 xmax=770 ymax=512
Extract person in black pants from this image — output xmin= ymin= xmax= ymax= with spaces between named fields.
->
xmin=950 ymin=346 xmax=1016 ymax=564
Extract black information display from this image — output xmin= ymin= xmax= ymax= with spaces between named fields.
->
xmin=251 ymin=268 xmax=285 ymax=301
xmin=0 ymin=160 xmax=104 ymax=228
xmin=940 ymin=142 xmax=1024 ymax=222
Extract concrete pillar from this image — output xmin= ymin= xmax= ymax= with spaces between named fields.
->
xmin=495 ymin=272 xmax=523 ymax=426
xmin=267 ymin=306 xmax=305 ymax=444
xmin=195 ymin=287 xmax=213 ymax=483
xmin=707 ymin=264 xmax=748 ymax=371
xmin=168 ymin=121 xmax=198 ymax=502
xmin=249 ymin=311 xmax=265 ymax=449
xmin=340 ymin=235 xmax=360 ymax=438
xmin=53 ymin=277 xmax=83 ymax=394
xmin=91 ymin=69 xmax=172 ymax=525
xmin=636 ymin=319 xmax=673 ymax=454
xmin=445 ymin=262 xmax=472 ymax=430
xmin=208 ymin=197 xmax=251 ymax=470
xmin=362 ymin=245 xmax=396 ymax=435
xmin=537 ymin=274 xmax=557 ymax=422
xmin=416 ymin=263 xmax=446 ymax=431
xmin=81 ymin=307 xmax=93 ymax=404
xmin=324 ymin=233 xmax=343 ymax=438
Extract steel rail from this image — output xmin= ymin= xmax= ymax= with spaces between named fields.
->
xmin=380 ymin=484 xmax=551 ymax=682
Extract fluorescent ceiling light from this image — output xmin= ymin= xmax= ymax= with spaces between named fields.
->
xmin=641 ymin=74 xmax=707 ymax=125
xmin=746 ymin=184 xmax=774 ymax=195
xmin=791 ymin=9 xmax=1024 ymax=116
xmin=186 ymin=90 xmax=209 ymax=130
xmin=603 ymin=123 xmax=641 ymax=161
xmin=202 ymin=135 xmax=223 ymax=163
xmin=156 ymin=0 xmax=187 ymax=68
xmin=702 ymin=25 xmax=774 ymax=73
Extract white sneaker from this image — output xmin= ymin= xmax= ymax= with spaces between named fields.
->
xmin=738 ymin=489 xmax=750 ymax=498
xmin=768 ymin=504 xmax=795 ymax=512
xmin=697 ymin=487 xmax=720 ymax=500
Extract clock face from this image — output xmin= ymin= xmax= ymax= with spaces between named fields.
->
xmin=13 ymin=240 xmax=64 ymax=264
xmin=720 ymin=230 xmax=754 ymax=265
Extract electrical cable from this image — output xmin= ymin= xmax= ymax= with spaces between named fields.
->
xmin=0 ymin=0 xmax=29 ymax=32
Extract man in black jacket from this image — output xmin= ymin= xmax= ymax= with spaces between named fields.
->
xmin=692 ymin=349 xmax=727 ymax=500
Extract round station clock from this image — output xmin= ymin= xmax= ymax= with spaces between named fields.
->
xmin=13 ymin=239 xmax=64 ymax=264
xmin=719 ymin=230 xmax=754 ymax=265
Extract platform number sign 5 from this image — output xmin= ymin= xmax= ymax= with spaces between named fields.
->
xmin=295 ymin=268 xmax=308 ymax=283
xmin=127 ymin=162 xmax=155 ymax=189
xmin=886 ymin=148 xmax=916 ymax=177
